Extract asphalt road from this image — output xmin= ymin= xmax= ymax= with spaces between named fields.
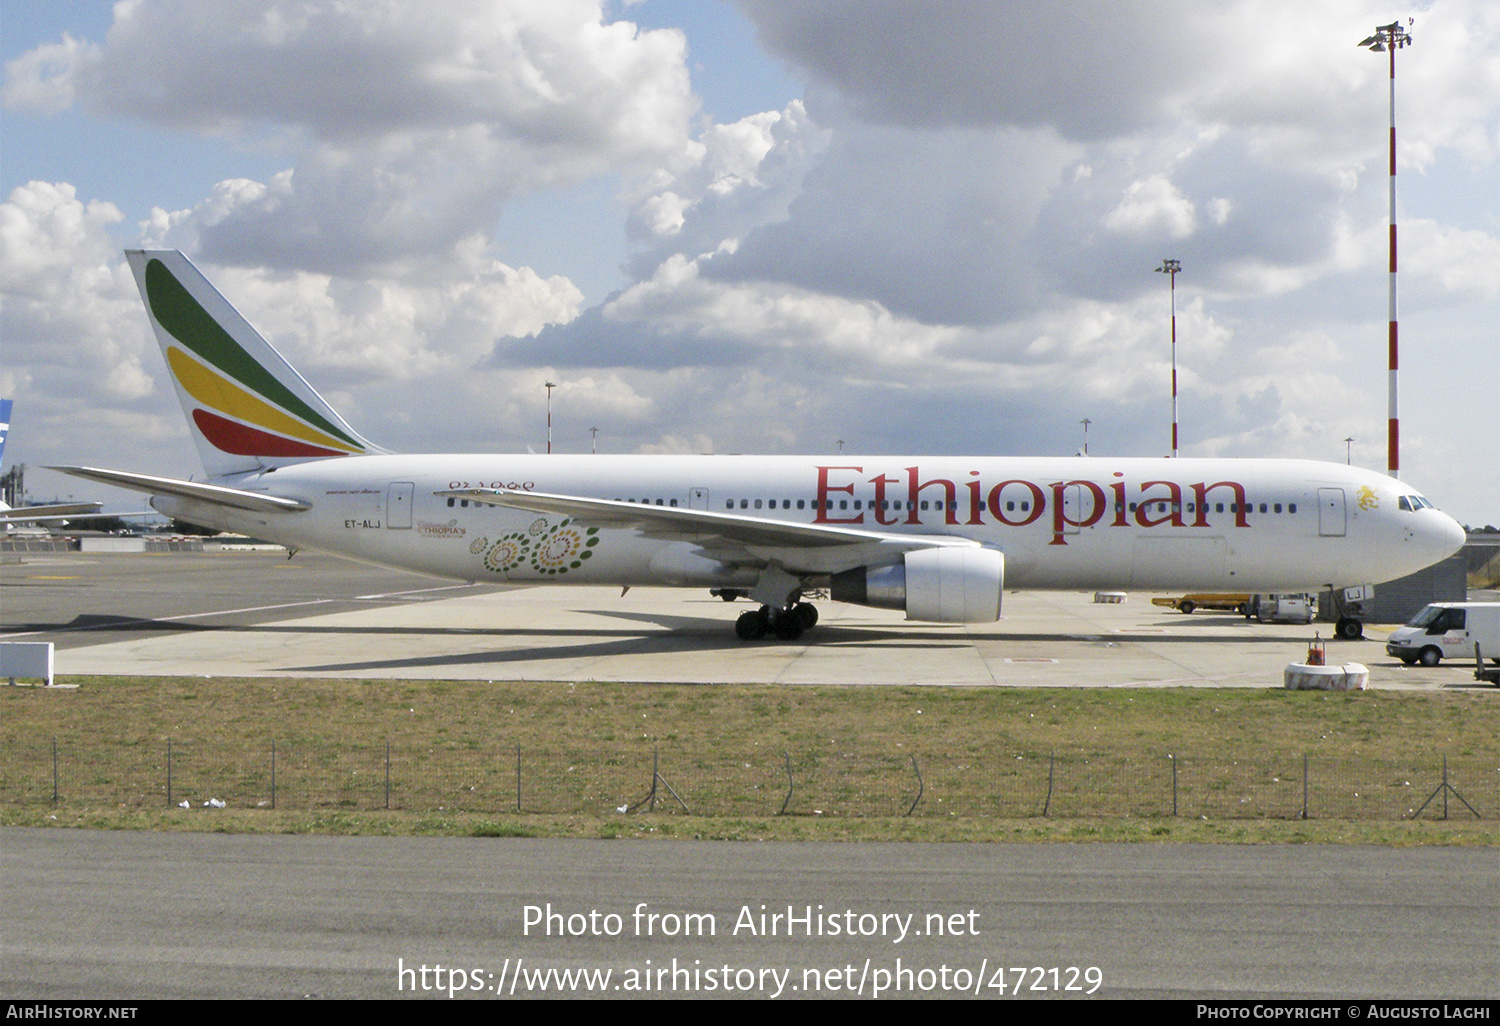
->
xmin=3 ymin=828 xmax=1496 ymax=1000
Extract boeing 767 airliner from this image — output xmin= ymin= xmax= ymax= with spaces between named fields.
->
xmin=53 ymin=251 xmax=1466 ymax=642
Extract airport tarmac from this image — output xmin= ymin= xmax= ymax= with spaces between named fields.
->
xmin=1 ymin=548 xmax=1488 ymax=689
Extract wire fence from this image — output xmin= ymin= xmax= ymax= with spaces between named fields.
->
xmin=2 ymin=739 xmax=1492 ymax=820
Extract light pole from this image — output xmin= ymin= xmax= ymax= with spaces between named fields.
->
xmin=1359 ymin=20 xmax=1412 ymax=479
xmin=545 ymin=381 xmax=556 ymax=454
xmin=1080 ymin=417 xmax=1091 ymax=456
xmin=1155 ymin=259 xmax=1182 ymax=457
xmin=1345 ymin=436 xmax=1354 ymax=465
xmin=590 ymin=426 xmax=598 ymax=454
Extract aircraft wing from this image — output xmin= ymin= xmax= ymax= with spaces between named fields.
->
xmin=48 ymin=466 xmax=311 ymax=514
xmin=439 ymin=487 xmax=980 ymax=573
xmin=0 ymin=501 xmax=103 ymax=521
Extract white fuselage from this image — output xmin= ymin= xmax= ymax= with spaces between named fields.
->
xmin=149 ymin=454 xmax=1466 ymax=595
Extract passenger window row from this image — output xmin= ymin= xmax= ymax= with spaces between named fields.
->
xmin=446 ymin=495 xmax=1299 ymax=515
xmin=1123 ymin=501 xmax=1298 ymax=514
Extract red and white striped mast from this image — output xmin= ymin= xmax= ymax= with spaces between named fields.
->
xmin=545 ymin=381 xmax=556 ymax=454
xmin=1359 ymin=20 xmax=1412 ymax=479
xmin=1156 ymin=259 xmax=1182 ymax=457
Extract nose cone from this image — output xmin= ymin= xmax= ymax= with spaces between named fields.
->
xmin=1422 ymin=510 xmax=1467 ymax=567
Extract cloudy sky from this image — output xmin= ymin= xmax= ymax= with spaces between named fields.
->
xmin=3 ymin=0 xmax=1496 ymax=526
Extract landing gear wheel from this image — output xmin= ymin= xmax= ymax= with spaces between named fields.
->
xmin=735 ymin=608 xmax=768 ymax=640
xmin=770 ymin=609 xmax=804 ymax=641
xmin=1335 ymin=617 xmax=1363 ymax=640
xmin=794 ymin=602 xmax=819 ymax=630
xmin=713 ymin=588 xmax=741 ymax=602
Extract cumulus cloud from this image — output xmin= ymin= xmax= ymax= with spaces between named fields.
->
xmin=734 ymin=0 xmax=1500 ymax=166
xmin=733 ymin=0 xmax=1221 ymax=138
xmin=623 ymin=100 xmax=831 ymax=278
xmin=1 ymin=33 xmax=98 ymax=115
xmin=720 ymin=0 xmax=1499 ymax=310
xmin=1102 ymin=175 xmax=1198 ymax=240
xmin=0 ymin=182 xmax=153 ymax=403
xmin=705 ymin=122 xmax=1079 ymax=325
xmin=0 ymin=179 xmax=586 ymax=473
xmin=205 ymin=245 xmax=584 ymax=384
xmin=6 ymin=0 xmax=698 ymax=274
xmin=11 ymin=0 xmax=694 ymax=146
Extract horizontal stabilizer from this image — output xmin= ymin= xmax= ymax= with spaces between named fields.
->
xmin=0 ymin=501 xmax=103 ymax=521
xmin=48 ymin=466 xmax=310 ymax=514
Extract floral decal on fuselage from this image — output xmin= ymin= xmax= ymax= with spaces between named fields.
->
xmin=481 ymin=518 xmax=600 ymax=577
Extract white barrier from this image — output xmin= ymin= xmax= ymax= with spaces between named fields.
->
xmin=1284 ymin=662 xmax=1369 ymax=691
xmin=1 ymin=641 xmax=54 ymax=686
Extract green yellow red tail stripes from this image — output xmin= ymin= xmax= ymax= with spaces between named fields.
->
xmin=126 ymin=250 xmax=378 ymax=477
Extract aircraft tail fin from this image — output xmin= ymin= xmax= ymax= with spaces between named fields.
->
xmin=0 ymin=398 xmax=12 ymax=467
xmin=125 ymin=250 xmax=381 ymax=479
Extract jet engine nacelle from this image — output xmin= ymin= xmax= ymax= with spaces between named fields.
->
xmin=831 ymin=547 xmax=1004 ymax=623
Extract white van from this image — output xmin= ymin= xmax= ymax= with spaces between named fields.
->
xmin=1385 ymin=602 xmax=1500 ymax=667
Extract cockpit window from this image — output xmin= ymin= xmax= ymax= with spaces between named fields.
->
xmin=1398 ymin=494 xmax=1434 ymax=512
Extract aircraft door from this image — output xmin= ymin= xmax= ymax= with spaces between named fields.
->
xmin=1318 ymin=487 xmax=1346 ymax=537
xmin=689 ymin=488 xmax=709 ymax=510
xmin=1061 ymin=484 xmax=1083 ymax=537
xmin=387 ymin=481 xmax=414 ymax=529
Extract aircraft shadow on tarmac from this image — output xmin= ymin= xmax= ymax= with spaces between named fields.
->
xmin=20 ymin=608 xmax=1354 ymax=646
xmin=276 ymin=610 xmax=1373 ymax=674
xmin=11 ymin=606 xmax=1385 ymax=676
xmin=17 ymin=613 xmax=215 ymax=634
xmin=281 ymin=609 xmax=970 ymax=672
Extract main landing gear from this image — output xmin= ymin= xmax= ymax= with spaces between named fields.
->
xmin=735 ymin=602 xmax=819 ymax=642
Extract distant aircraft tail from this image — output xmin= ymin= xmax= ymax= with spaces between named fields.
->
xmin=0 ymin=398 xmax=12 ymax=466
xmin=125 ymin=250 xmax=380 ymax=479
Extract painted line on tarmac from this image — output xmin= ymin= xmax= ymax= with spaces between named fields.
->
xmin=355 ymin=583 xmax=481 ymax=600
xmin=0 ymin=584 xmax=478 ymax=639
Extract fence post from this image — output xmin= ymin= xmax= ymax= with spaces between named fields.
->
xmin=1043 ymin=749 xmax=1054 ymax=817
xmin=1412 ymin=753 xmax=1480 ymax=820
xmin=1301 ymin=753 xmax=1309 ymax=820
xmin=778 ymin=751 xmax=793 ymax=815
